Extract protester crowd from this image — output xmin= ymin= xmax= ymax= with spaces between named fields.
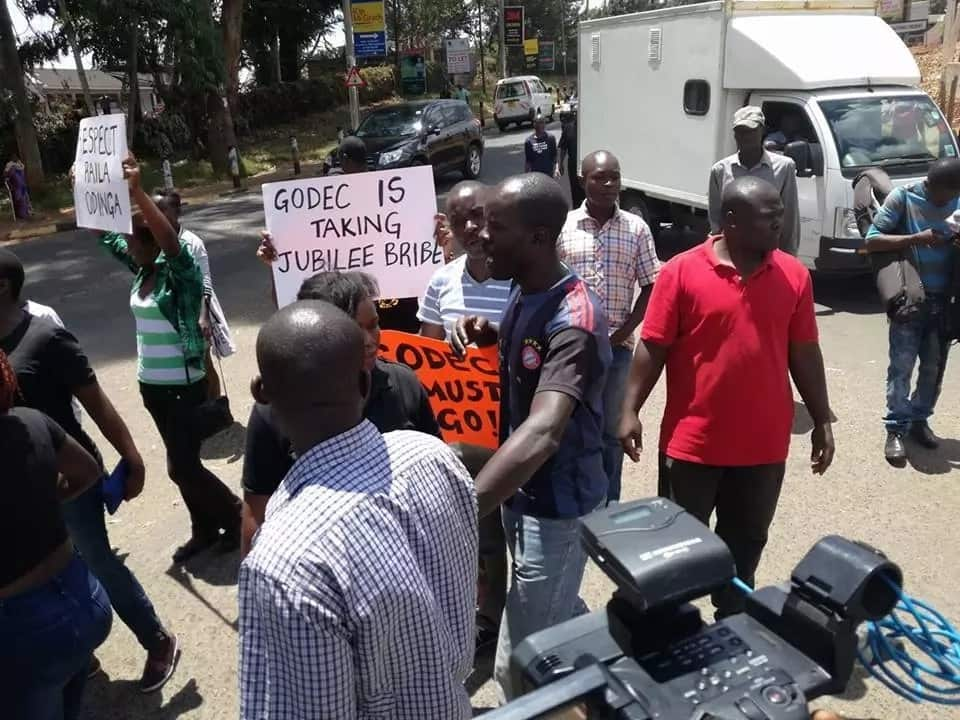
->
xmin=2 ymin=104 xmax=957 ymax=720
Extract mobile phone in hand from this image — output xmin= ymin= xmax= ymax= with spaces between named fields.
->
xmin=102 ymin=458 xmax=130 ymax=515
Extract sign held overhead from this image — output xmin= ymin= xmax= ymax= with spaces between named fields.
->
xmin=262 ymin=166 xmax=443 ymax=308
xmin=73 ymin=114 xmax=133 ymax=234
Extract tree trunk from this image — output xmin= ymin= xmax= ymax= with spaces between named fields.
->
xmin=207 ymin=89 xmax=238 ymax=176
xmin=271 ymin=27 xmax=282 ymax=84
xmin=221 ymin=0 xmax=243 ymax=109
xmin=57 ymin=0 xmax=95 ymax=116
xmin=0 ymin=0 xmax=45 ymax=189
xmin=127 ymin=21 xmax=139 ymax=147
xmin=278 ymin=24 xmax=300 ymax=81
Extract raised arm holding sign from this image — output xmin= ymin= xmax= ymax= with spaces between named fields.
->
xmin=73 ymin=114 xmax=133 ymax=234
xmin=262 ymin=165 xmax=442 ymax=307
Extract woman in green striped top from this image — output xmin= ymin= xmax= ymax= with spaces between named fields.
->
xmin=100 ymin=155 xmax=241 ymax=564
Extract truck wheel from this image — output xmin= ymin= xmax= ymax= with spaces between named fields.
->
xmin=623 ymin=194 xmax=665 ymax=257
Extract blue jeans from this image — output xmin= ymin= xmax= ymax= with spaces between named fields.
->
xmin=0 ymin=554 xmax=113 ymax=720
xmin=602 ymin=345 xmax=633 ymax=503
xmin=494 ymin=505 xmax=592 ymax=702
xmin=884 ymin=298 xmax=951 ymax=433
xmin=62 ymin=483 xmax=165 ymax=652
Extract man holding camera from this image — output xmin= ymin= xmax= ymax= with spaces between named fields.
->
xmin=864 ymin=158 xmax=960 ymax=464
xmin=619 ymin=176 xmax=833 ymax=619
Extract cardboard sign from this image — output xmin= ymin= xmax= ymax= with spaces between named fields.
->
xmin=262 ymin=166 xmax=441 ymax=307
xmin=379 ymin=330 xmax=500 ymax=450
xmin=73 ymin=114 xmax=132 ymax=234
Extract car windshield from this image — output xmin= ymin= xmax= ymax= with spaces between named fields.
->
xmin=819 ymin=96 xmax=956 ymax=169
xmin=497 ymin=82 xmax=526 ymax=100
xmin=356 ymin=106 xmax=424 ymax=138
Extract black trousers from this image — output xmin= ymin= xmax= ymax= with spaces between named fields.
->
xmin=568 ymin=160 xmax=585 ymax=209
xmin=659 ymin=454 xmax=785 ymax=618
xmin=453 ymin=443 xmax=506 ymax=630
xmin=140 ymin=381 xmax=241 ymax=539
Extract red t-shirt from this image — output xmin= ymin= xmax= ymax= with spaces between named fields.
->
xmin=641 ymin=237 xmax=819 ymax=466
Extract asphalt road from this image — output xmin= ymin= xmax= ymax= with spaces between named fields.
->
xmin=9 ymin=123 xmax=960 ymax=720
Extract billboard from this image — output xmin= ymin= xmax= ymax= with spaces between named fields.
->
xmin=446 ymin=38 xmax=471 ymax=74
xmin=352 ymin=0 xmax=386 ymax=57
xmin=504 ymin=6 xmax=524 ymax=47
xmin=538 ymin=40 xmax=555 ymax=71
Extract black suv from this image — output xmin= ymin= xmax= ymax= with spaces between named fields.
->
xmin=329 ymin=99 xmax=484 ymax=178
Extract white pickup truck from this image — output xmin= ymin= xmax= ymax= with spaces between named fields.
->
xmin=578 ymin=0 xmax=958 ymax=271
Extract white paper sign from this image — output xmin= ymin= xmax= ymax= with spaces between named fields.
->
xmin=73 ymin=114 xmax=132 ymax=234
xmin=262 ymin=166 xmax=441 ymax=307
xmin=446 ymin=38 xmax=471 ymax=74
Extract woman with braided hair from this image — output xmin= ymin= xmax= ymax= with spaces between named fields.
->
xmin=0 ymin=349 xmax=113 ymax=720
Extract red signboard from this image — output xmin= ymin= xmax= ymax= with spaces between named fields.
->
xmin=504 ymin=6 xmax=524 ymax=47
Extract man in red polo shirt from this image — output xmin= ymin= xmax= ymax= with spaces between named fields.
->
xmin=618 ymin=176 xmax=834 ymax=618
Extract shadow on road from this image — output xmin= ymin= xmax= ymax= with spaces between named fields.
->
xmin=906 ymin=436 xmax=960 ymax=475
xmin=201 ymin=421 xmax=246 ymax=464
xmin=166 ymin=561 xmax=240 ymax=633
xmin=83 ymin=676 xmax=203 ymax=720
xmin=813 ymin=273 xmax=881 ymax=317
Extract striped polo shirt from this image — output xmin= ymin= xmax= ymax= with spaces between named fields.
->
xmin=131 ymin=291 xmax=205 ymax=385
xmin=417 ymin=255 xmax=513 ymax=339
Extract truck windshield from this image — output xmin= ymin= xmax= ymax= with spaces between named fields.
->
xmin=819 ymin=96 xmax=956 ymax=170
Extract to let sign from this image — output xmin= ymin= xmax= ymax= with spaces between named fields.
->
xmin=379 ymin=331 xmax=500 ymax=449
xmin=504 ymin=6 xmax=524 ymax=47
xmin=73 ymin=114 xmax=132 ymax=234
xmin=262 ymin=166 xmax=442 ymax=308
xmin=446 ymin=38 xmax=471 ymax=74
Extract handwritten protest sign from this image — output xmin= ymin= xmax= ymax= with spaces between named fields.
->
xmin=262 ymin=166 xmax=441 ymax=307
xmin=379 ymin=330 xmax=500 ymax=450
xmin=73 ymin=114 xmax=132 ymax=234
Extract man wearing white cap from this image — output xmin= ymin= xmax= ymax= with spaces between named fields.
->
xmin=708 ymin=106 xmax=800 ymax=254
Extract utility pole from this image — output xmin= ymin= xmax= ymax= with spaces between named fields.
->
xmin=477 ymin=0 xmax=487 ymax=125
xmin=499 ymin=0 xmax=507 ymax=78
xmin=342 ymin=0 xmax=361 ymax=130
xmin=560 ymin=0 xmax=567 ymax=78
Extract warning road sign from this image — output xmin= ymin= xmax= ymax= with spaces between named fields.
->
xmin=345 ymin=67 xmax=367 ymax=88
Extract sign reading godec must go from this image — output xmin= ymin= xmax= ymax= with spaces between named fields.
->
xmin=379 ymin=331 xmax=500 ymax=450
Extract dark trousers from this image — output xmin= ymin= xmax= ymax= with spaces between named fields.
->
xmin=659 ymin=454 xmax=785 ymax=618
xmin=454 ymin=443 xmax=507 ymax=630
xmin=140 ymin=381 xmax=241 ymax=539
xmin=568 ymin=160 xmax=585 ymax=209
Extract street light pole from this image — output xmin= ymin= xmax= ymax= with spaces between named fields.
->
xmin=342 ymin=0 xmax=361 ymax=131
xmin=499 ymin=0 xmax=507 ymax=78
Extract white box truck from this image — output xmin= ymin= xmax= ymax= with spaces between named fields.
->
xmin=578 ymin=0 xmax=959 ymax=271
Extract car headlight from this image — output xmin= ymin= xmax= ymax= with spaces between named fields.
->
xmin=833 ymin=207 xmax=862 ymax=239
xmin=379 ymin=148 xmax=405 ymax=166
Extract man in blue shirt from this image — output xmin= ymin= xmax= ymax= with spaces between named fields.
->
xmin=524 ymin=117 xmax=558 ymax=177
xmin=866 ymin=159 xmax=960 ymax=464
xmin=453 ymin=173 xmax=611 ymax=701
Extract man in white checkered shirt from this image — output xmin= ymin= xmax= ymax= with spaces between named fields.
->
xmin=557 ymin=150 xmax=660 ymax=503
xmin=239 ymin=301 xmax=477 ymax=720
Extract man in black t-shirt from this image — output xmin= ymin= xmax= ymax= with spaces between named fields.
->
xmin=0 ymin=249 xmax=180 ymax=693
xmin=524 ymin=117 xmax=558 ymax=178
xmin=240 ymin=271 xmax=440 ymax=557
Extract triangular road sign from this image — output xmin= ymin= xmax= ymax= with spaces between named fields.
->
xmin=345 ymin=66 xmax=367 ymax=88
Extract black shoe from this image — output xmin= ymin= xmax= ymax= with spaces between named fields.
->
xmin=884 ymin=431 xmax=907 ymax=466
xmin=910 ymin=422 xmax=939 ymax=449
xmin=139 ymin=633 xmax=180 ymax=693
xmin=172 ymin=534 xmax=218 ymax=563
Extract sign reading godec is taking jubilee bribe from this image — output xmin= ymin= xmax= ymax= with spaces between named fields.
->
xmin=262 ymin=165 xmax=442 ymax=307
xmin=73 ymin=114 xmax=133 ymax=234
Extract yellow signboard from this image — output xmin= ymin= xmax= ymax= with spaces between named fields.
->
xmin=524 ymin=38 xmax=539 ymax=57
xmin=351 ymin=0 xmax=385 ymax=33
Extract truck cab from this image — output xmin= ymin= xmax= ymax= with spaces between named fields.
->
xmin=577 ymin=0 xmax=958 ymax=271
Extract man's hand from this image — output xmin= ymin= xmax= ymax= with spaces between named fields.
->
xmin=557 ymin=162 xmax=565 ymax=177
xmin=619 ymin=413 xmax=644 ymax=462
xmin=257 ymin=230 xmax=278 ymax=266
xmin=452 ymin=315 xmax=494 ymax=357
xmin=912 ymin=229 xmax=946 ymax=247
xmin=609 ymin=327 xmax=632 ymax=348
xmin=122 ymin=153 xmax=141 ymax=192
xmin=810 ymin=422 xmax=835 ymax=475
xmin=553 ymin=164 xmax=561 ymax=179
xmin=124 ymin=454 xmax=146 ymax=501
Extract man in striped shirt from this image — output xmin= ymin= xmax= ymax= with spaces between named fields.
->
xmin=558 ymin=151 xmax=660 ymax=502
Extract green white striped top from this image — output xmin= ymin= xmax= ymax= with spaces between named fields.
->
xmin=131 ymin=290 xmax=205 ymax=385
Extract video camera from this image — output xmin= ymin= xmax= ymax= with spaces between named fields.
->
xmin=486 ymin=497 xmax=902 ymax=720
